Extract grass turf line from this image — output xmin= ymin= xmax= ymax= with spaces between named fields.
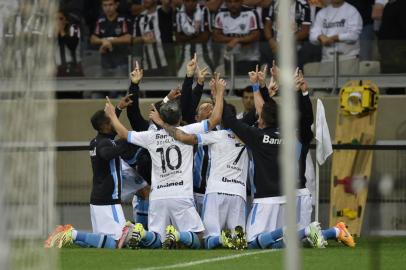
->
xmin=60 ymin=237 xmax=406 ymax=270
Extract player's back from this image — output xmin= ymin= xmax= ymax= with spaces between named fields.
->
xmin=198 ymin=129 xmax=249 ymax=200
xmin=127 ymin=121 xmax=209 ymax=201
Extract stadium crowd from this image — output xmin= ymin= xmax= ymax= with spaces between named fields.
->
xmin=1 ymin=0 xmax=405 ymax=84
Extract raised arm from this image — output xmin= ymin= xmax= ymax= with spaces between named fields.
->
xmin=181 ymin=54 xmax=197 ymax=124
xmin=249 ymin=65 xmax=265 ymax=117
xmin=295 ymin=70 xmax=314 ymax=144
xmin=126 ymin=62 xmax=150 ymax=131
xmin=105 ymin=97 xmax=129 ymax=140
xmin=207 ymin=76 xmax=225 ymax=130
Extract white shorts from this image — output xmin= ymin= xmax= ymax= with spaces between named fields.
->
xmin=194 ymin=193 xmax=205 ymax=216
xmin=296 ymin=188 xmax=312 ymax=230
xmin=121 ymin=164 xmax=148 ymax=202
xmin=148 ymin=198 xmax=205 ymax=240
xmin=90 ymin=204 xmax=126 ymax=240
xmin=246 ymin=201 xmax=285 ymax=242
xmin=202 ymin=193 xmax=246 ymax=238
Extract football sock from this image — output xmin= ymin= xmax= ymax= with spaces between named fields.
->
xmin=179 ymin=231 xmax=200 ymax=249
xmin=205 ymin=236 xmax=220 ymax=249
xmin=249 ymin=228 xmax=303 ymax=249
xmin=135 ymin=198 xmax=149 ymax=230
xmin=322 ymin=228 xmax=339 ymax=240
xmin=141 ymin=231 xmax=161 ymax=249
xmin=73 ymin=230 xmax=116 ymax=249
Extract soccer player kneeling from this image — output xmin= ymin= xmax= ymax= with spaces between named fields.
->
xmin=154 ymin=81 xmax=249 ymax=249
xmin=104 ymin=77 xmax=224 ymax=249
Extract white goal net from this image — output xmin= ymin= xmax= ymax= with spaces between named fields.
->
xmin=0 ymin=0 xmax=57 ymax=269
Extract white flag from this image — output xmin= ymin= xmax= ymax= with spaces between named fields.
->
xmin=315 ymin=99 xmax=333 ymax=165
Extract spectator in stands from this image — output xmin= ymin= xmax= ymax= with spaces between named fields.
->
xmin=263 ymin=0 xmax=311 ymax=68
xmin=346 ymin=0 xmax=375 ymax=61
xmin=371 ymin=0 xmax=387 ymax=32
xmin=212 ymin=0 xmax=260 ymax=75
xmin=236 ymin=86 xmax=254 ymax=119
xmin=309 ymin=0 xmax=362 ymax=75
xmin=132 ymin=0 xmax=175 ymax=76
xmin=90 ymin=0 xmax=131 ymax=78
xmin=175 ymin=0 xmax=213 ymax=77
xmin=377 ymin=0 xmax=406 ymax=94
xmin=55 ymin=9 xmax=83 ymax=77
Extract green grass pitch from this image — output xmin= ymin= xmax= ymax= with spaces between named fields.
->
xmin=60 ymin=237 xmax=406 ymax=270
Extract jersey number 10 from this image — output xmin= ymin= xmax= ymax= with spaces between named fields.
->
xmin=156 ymin=146 xmax=182 ymax=173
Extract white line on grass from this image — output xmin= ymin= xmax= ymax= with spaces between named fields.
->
xmin=134 ymin=249 xmax=277 ymax=270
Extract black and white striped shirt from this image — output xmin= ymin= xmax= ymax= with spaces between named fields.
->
xmin=133 ymin=6 xmax=174 ymax=71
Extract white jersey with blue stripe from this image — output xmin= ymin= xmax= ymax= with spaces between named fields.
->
xmin=197 ymin=129 xmax=249 ymax=201
xmin=127 ymin=120 xmax=209 ymax=201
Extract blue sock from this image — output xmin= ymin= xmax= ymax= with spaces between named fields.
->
xmin=205 ymin=236 xmax=220 ymax=249
xmin=248 ymin=232 xmax=277 ymax=249
xmin=179 ymin=232 xmax=200 ymax=249
xmin=248 ymin=240 xmax=259 ymax=249
xmin=322 ymin=228 xmax=337 ymax=240
xmin=74 ymin=231 xmax=116 ymax=249
xmin=140 ymin=231 xmax=161 ymax=249
xmin=270 ymin=240 xmax=285 ymax=249
xmin=135 ymin=198 xmax=149 ymax=230
xmin=73 ymin=240 xmax=90 ymax=248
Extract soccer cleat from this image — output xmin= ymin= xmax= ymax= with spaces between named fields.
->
xmin=162 ymin=225 xmax=179 ymax=249
xmin=220 ymin=229 xmax=234 ymax=249
xmin=117 ymin=221 xmax=134 ymax=249
xmin=336 ymin=222 xmax=356 ymax=248
xmin=307 ymin=222 xmax=326 ymax=248
xmin=44 ymin=224 xmax=73 ymax=248
xmin=232 ymin=226 xmax=247 ymax=250
xmin=128 ymin=222 xmax=145 ymax=249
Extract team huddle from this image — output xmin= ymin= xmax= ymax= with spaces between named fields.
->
xmin=45 ymin=55 xmax=355 ymax=250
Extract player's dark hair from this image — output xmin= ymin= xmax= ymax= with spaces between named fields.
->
xmin=261 ymin=99 xmax=278 ymax=128
xmin=160 ymin=101 xmax=181 ymax=125
xmin=91 ymin=110 xmax=110 ymax=132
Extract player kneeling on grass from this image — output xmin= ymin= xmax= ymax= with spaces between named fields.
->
xmin=104 ymin=77 xmax=225 ymax=249
xmin=45 ymin=102 xmax=143 ymax=249
xmin=150 ymin=79 xmax=248 ymax=249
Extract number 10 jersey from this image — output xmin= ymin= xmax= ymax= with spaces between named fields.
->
xmin=127 ymin=120 xmax=209 ymax=201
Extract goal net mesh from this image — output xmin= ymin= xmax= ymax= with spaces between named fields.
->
xmin=0 ymin=0 xmax=58 ymax=269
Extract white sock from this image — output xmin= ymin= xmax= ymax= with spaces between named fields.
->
xmin=304 ymin=226 xmax=311 ymax=237
xmin=72 ymin=229 xmax=78 ymax=240
xmin=334 ymin=227 xmax=340 ymax=238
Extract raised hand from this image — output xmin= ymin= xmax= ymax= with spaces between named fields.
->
xmin=297 ymin=70 xmax=308 ymax=93
xmin=118 ymin=93 xmax=133 ymax=109
xmin=270 ymin=60 xmax=280 ymax=83
xmin=258 ymin=64 xmax=268 ymax=88
xmin=167 ymin=85 xmax=182 ymax=100
xmin=130 ymin=61 xmax=143 ymax=84
xmin=186 ymin=53 xmax=197 ymax=78
xmin=197 ymin=66 xmax=210 ymax=85
xmin=148 ymin=104 xmax=164 ymax=127
xmin=215 ymin=77 xmax=227 ymax=95
xmin=104 ymin=96 xmax=116 ymax=118
xmin=248 ymin=64 xmax=259 ymax=84
xmin=268 ymin=76 xmax=279 ymax=97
